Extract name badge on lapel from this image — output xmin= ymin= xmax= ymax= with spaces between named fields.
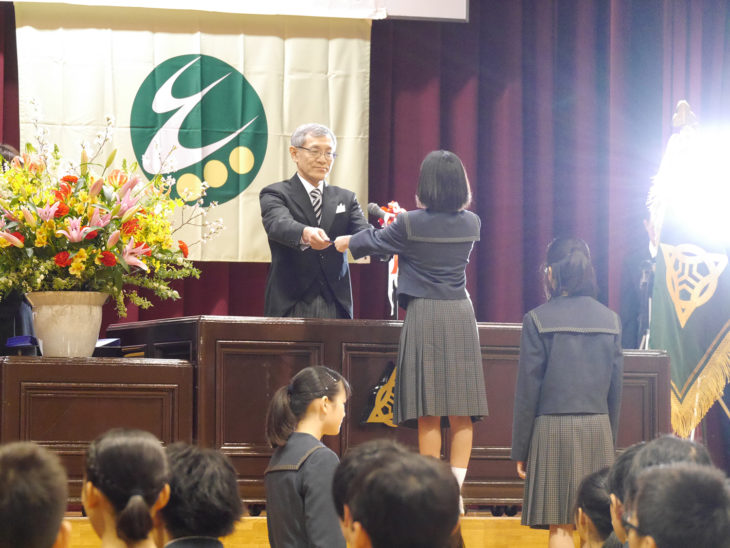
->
xmin=335 ymin=203 xmax=346 ymax=214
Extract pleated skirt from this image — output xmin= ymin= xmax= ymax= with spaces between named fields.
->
xmin=522 ymin=414 xmax=615 ymax=528
xmin=393 ymin=297 xmax=489 ymax=428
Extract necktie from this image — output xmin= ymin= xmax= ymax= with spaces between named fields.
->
xmin=310 ymin=187 xmax=322 ymax=225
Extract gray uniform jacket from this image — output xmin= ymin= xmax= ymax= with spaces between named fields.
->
xmin=348 ymin=208 xmax=480 ymax=307
xmin=264 ymin=432 xmax=346 ymax=548
xmin=511 ymin=295 xmax=623 ymax=462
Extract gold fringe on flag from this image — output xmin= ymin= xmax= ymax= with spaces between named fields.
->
xmin=670 ymin=320 xmax=730 ymax=437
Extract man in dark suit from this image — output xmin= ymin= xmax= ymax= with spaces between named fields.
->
xmin=260 ymin=123 xmax=370 ymax=318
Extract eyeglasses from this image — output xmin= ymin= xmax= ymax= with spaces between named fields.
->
xmin=621 ymin=513 xmax=646 ymax=536
xmin=296 ymin=146 xmax=337 ymax=160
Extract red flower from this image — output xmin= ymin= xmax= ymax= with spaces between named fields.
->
xmin=54 ymin=251 xmax=72 ymax=267
xmin=98 ymin=251 xmax=117 ymax=266
xmin=10 ymin=231 xmax=24 ymax=244
xmin=178 ymin=240 xmax=189 ymax=258
xmin=121 ymin=218 xmax=140 ymax=236
xmin=54 ymin=203 xmax=70 ymax=218
xmin=85 ymin=230 xmax=98 ymax=240
xmin=141 ymin=243 xmax=152 ymax=256
xmin=61 ymin=175 xmax=78 ymax=183
xmin=54 ymin=182 xmax=72 ymax=202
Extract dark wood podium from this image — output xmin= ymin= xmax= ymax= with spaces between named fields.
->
xmin=0 ymin=356 xmax=193 ymax=506
xmin=108 ymin=316 xmax=671 ymax=508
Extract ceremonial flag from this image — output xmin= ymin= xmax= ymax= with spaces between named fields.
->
xmin=15 ymin=3 xmax=370 ymax=262
xmin=649 ymin=104 xmax=730 ymax=437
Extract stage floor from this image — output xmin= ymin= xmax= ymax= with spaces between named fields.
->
xmin=68 ymin=515 xmax=581 ymax=547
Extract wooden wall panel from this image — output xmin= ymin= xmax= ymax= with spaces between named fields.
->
xmin=0 ymin=357 xmax=193 ymax=506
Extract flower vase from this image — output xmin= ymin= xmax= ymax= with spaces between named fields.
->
xmin=25 ymin=291 xmax=109 ymax=357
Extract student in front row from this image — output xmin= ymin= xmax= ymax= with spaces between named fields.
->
xmin=264 ymin=366 xmax=350 ymax=548
xmin=82 ymin=428 xmax=171 ymax=548
xmin=153 ymin=443 xmax=244 ymax=547
xmin=0 ymin=441 xmax=71 ymax=548
xmin=346 ymin=449 xmax=461 ymax=548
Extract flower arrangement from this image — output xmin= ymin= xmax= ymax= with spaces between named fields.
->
xmin=0 ymin=131 xmax=210 ymax=317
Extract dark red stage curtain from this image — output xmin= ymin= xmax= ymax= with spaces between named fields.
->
xmin=2 ymin=1 xmax=729 ymax=329
xmin=0 ymin=3 xmax=18 ymax=148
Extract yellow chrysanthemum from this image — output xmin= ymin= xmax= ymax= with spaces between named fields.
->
xmin=74 ymin=248 xmax=88 ymax=261
xmin=35 ymin=230 xmax=47 ymax=247
xmin=69 ymin=261 xmax=85 ymax=277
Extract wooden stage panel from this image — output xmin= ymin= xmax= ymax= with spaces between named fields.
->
xmin=109 ymin=316 xmax=672 ymax=507
xmin=0 ymin=356 xmax=193 ymax=506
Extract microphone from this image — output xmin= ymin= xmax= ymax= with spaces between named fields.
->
xmin=367 ymin=202 xmax=387 ymax=219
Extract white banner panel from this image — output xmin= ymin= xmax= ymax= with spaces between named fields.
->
xmin=16 ymin=4 xmax=371 ymax=262
xmin=9 ymin=1 xmax=468 ymax=21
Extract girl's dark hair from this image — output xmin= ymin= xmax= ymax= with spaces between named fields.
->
xmin=84 ymin=428 xmax=169 ymax=544
xmin=574 ymin=467 xmax=614 ymax=541
xmin=265 ymin=366 xmax=350 ymax=448
xmin=544 ymin=237 xmax=597 ymax=299
xmin=416 ymin=150 xmax=472 ymax=212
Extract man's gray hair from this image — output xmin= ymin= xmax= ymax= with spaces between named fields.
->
xmin=290 ymin=123 xmax=337 ymax=150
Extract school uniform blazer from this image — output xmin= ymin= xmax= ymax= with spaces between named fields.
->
xmin=511 ymin=295 xmax=624 ymax=463
xmin=348 ymin=209 xmax=480 ymax=307
xmin=264 ymin=432 xmax=346 ymax=548
xmin=260 ymin=175 xmax=370 ymax=318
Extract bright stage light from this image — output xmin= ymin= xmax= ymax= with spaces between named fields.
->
xmin=651 ymin=126 xmax=730 ymax=247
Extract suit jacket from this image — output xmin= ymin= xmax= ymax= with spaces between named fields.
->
xmin=260 ymin=174 xmax=370 ymax=318
xmin=348 ymin=209 xmax=480 ymax=307
xmin=511 ymin=296 xmax=624 ymax=462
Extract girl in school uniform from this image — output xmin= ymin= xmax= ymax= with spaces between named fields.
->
xmin=335 ymin=150 xmax=489 ymax=513
xmin=82 ymin=428 xmax=170 ymax=548
xmin=511 ymin=237 xmax=623 ymax=548
xmin=264 ymin=365 xmax=350 ymax=548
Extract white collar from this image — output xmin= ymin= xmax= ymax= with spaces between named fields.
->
xmin=296 ymin=173 xmax=326 ymax=194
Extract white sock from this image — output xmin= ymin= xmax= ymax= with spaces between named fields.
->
xmin=451 ymin=466 xmax=467 ymax=488
xmin=452 ymin=467 xmax=467 ymax=515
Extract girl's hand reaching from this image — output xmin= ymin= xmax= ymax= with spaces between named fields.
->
xmin=334 ymin=235 xmax=351 ymax=253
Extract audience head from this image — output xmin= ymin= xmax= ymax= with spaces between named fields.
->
xmin=607 ymin=441 xmax=646 ymax=542
xmin=83 ymin=428 xmax=170 ymax=545
xmin=155 ymin=443 xmax=243 ymax=544
xmin=625 ymin=463 xmax=730 ymax=548
xmin=623 ymin=434 xmax=711 ymax=514
xmin=0 ymin=143 xmax=19 ymax=165
xmin=416 ymin=150 xmax=472 ymax=213
xmin=0 ymin=442 xmax=70 ymax=548
xmin=543 ymin=237 xmax=597 ymax=299
xmin=265 ymin=366 xmax=350 ymax=448
xmin=574 ymin=467 xmax=613 ymax=545
xmin=347 ymin=451 xmax=460 ymax=548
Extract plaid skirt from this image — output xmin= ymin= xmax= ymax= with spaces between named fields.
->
xmin=522 ymin=414 xmax=615 ymax=528
xmin=393 ymin=297 xmax=489 ymax=428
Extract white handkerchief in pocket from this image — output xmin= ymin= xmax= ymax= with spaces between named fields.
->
xmin=335 ymin=203 xmax=346 ymax=214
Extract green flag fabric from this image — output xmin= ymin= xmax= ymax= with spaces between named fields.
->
xmin=649 ymin=123 xmax=730 ymax=437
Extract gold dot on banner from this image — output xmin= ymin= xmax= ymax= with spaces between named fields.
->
xmin=176 ymin=173 xmax=202 ymax=202
xmin=204 ymin=160 xmax=228 ymax=188
xmin=230 ymin=146 xmax=255 ymax=174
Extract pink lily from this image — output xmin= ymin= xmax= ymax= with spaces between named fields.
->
xmin=89 ymin=207 xmax=112 ymax=229
xmin=106 ymin=229 xmax=120 ymax=249
xmin=0 ymin=231 xmax=24 ymax=247
xmin=55 ymin=217 xmax=94 ymax=243
xmin=122 ymin=237 xmax=149 ymax=271
xmin=21 ymin=207 xmax=37 ymax=228
xmin=1 ymin=207 xmax=18 ymax=223
xmin=115 ymin=191 xmax=140 ymax=219
xmin=118 ymin=176 xmax=140 ymax=200
xmin=88 ymin=178 xmax=104 ymax=198
xmin=37 ymin=202 xmax=60 ymax=222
